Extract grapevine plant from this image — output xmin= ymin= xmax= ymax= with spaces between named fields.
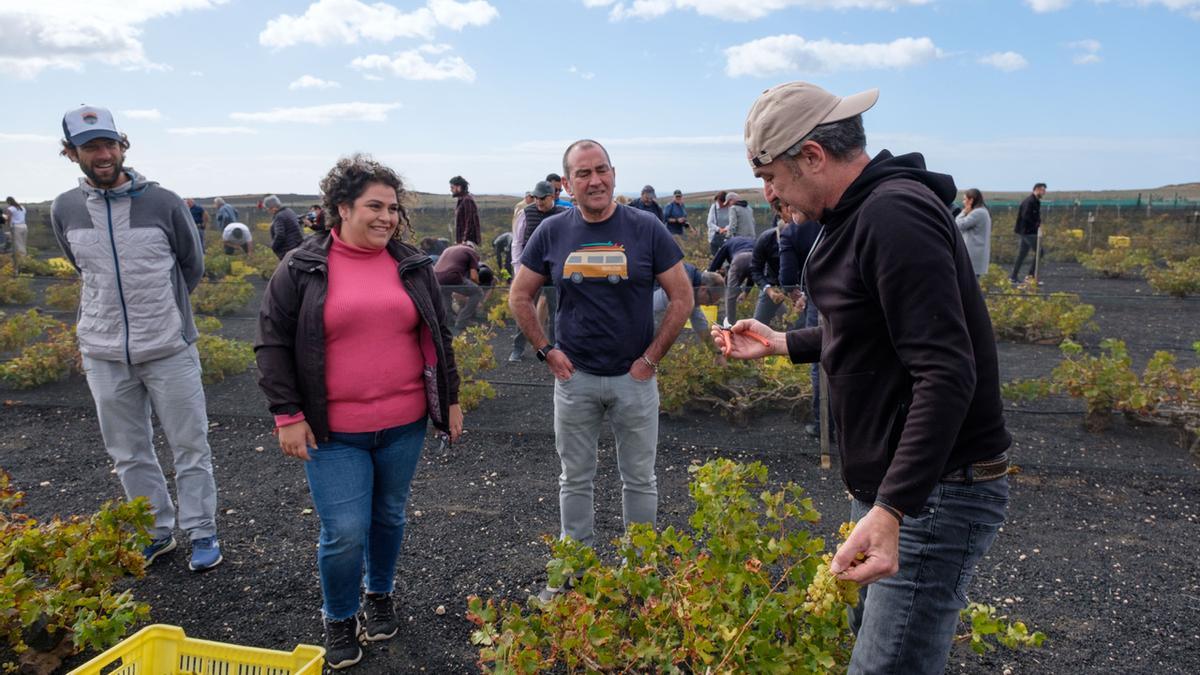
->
xmin=468 ymin=459 xmax=1042 ymax=673
xmin=1004 ymin=338 xmax=1200 ymax=446
xmin=979 ymin=266 xmax=1095 ymax=343
xmin=468 ymin=459 xmax=859 ymax=674
xmin=0 ymin=470 xmax=152 ymax=675
xmin=656 ymin=342 xmax=812 ymax=423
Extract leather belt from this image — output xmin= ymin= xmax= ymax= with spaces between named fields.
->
xmin=941 ymin=452 xmax=1009 ymax=484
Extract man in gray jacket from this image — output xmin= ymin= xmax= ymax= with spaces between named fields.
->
xmin=725 ymin=191 xmax=756 ymax=238
xmin=51 ymin=105 xmax=221 ymax=572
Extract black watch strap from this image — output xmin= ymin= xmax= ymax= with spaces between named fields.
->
xmin=536 ymin=345 xmax=553 ymax=361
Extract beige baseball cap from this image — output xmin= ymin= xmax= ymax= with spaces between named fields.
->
xmin=744 ymin=81 xmax=879 ymax=168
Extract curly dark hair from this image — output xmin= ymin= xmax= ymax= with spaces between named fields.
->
xmin=319 ymin=154 xmax=410 ymax=237
xmin=60 ymin=134 xmax=131 ymax=157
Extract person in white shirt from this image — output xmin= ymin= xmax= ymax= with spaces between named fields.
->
xmin=5 ymin=197 xmax=27 ymax=255
xmin=221 ymin=222 xmax=254 ymax=255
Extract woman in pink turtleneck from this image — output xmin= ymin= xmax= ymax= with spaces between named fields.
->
xmin=256 ymin=155 xmax=461 ymax=670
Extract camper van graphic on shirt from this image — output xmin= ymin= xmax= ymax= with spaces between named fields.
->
xmin=562 ymin=242 xmax=628 ymax=284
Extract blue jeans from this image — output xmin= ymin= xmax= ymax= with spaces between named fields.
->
xmin=304 ymin=418 xmax=426 ymax=620
xmin=848 ymin=476 xmax=1009 ymax=674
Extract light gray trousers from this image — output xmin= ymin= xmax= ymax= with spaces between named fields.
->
xmin=553 ymin=370 xmax=659 ymax=548
xmin=82 ymin=344 xmax=217 ymax=541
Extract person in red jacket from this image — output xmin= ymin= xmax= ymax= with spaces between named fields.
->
xmin=449 ymin=175 xmax=480 ymax=245
xmin=716 ymin=81 xmax=1011 ymax=674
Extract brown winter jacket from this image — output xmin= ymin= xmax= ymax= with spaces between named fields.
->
xmin=255 ymin=232 xmax=460 ymax=441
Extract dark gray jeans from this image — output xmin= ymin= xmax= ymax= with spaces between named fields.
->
xmin=723 ymin=251 xmax=754 ymax=323
xmin=848 ymin=475 xmax=1008 ymax=674
xmin=1010 ymin=233 xmax=1039 ymax=281
xmin=442 ymin=281 xmax=483 ymax=332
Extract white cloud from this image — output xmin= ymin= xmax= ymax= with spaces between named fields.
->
xmin=289 ymin=75 xmax=341 ymax=90
xmin=121 ymin=108 xmax=163 ymax=121
xmin=1026 ymin=0 xmax=1071 ymax=11
xmin=259 ymin=0 xmax=498 ymax=49
xmin=166 ymin=126 xmax=258 ymax=136
xmin=429 ymin=0 xmax=500 ymax=29
xmin=1030 ymin=0 xmax=1200 ymax=18
xmin=724 ymin=35 xmax=940 ymax=77
xmin=604 ymin=0 xmax=1200 ymax=19
xmin=568 ymin=65 xmax=596 ymax=80
xmin=230 ymin=102 xmax=403 ymax=124
xmin=0 ymin=1 xmax=227 ymax=79
xmin=0 ymin=132 xmax=59 ymax=144
xmin=1067 ymin=39 xmax=1102 ymax=64
xmin=979 ymin=51 xmax=1029 ymax=72
xmin=350 ymin=44 xmax=475 ymax=81
xmin=588 ymin=0 xmax=929 ymax=21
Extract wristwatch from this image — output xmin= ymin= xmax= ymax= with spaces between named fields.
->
xmin=536 ymin=345 xmax=553 ymax=362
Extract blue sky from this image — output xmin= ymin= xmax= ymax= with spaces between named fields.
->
xmin=2 ymin=0 xmax=1197 ymax=202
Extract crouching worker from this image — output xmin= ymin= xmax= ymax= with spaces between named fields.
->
xmin=255 ymin=154 xmax=463 ymax=669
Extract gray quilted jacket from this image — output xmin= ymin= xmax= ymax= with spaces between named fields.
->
xmin=50 ymin=169 xmax=204 ymax=364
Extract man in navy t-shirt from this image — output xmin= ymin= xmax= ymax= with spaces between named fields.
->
xmin=511 ymin=139 xmax=693 ymax=602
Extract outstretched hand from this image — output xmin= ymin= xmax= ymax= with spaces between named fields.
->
xmin=710 ymin=319 xmax=781 ymax=361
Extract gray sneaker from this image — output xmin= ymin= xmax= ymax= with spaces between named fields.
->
xmin=532 ymin=575 xmax=577 ymax=605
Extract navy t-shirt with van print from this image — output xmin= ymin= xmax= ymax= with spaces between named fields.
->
xmin=521 ymin=204 xmax=683 ymax=376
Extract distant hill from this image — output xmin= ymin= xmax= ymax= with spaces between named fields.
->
xmin=24 ymin=183 xmax=1200 ymax=210
xmin=680 ymin=183 xmax=1200 ymax=207
xmin=192 ymin=191 xmax=523 ymax=210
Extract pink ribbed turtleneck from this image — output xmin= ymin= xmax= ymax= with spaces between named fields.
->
xmin=275 ymin=229 xmax=427 ymax=433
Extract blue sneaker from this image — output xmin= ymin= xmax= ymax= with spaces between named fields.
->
xmin=188 ymin=536 xmax=223 ymax=572
xmin=141 ymin=535 xmax=177 ymax=566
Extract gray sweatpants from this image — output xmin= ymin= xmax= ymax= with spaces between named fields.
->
xmin=553 ymin=370 xmax=659 ymax=548
xmin=81 ymin=344 xmax=217 ymax=541
xmin=724 ymin=251 xmax=755 ymax=323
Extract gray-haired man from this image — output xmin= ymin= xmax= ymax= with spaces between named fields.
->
xmin=51 ymin=105 xmax=221 ymax=572
xmin=265 ymin=194 xmax=303 ymax=259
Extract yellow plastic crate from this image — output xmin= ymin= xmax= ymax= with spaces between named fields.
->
xmin=685 ymin=304 xmax=720 ymax=329
xmin=1108 ymin=235 xmax=1131 ymax=248
xmin=1065 ymin=228 xmax=1084 ymax=240
xmin=69 ymin=624 xmax=324 ymax=675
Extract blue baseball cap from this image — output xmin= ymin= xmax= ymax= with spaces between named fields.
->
xmin=62 ymin=105 xmax=122 ymax=146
